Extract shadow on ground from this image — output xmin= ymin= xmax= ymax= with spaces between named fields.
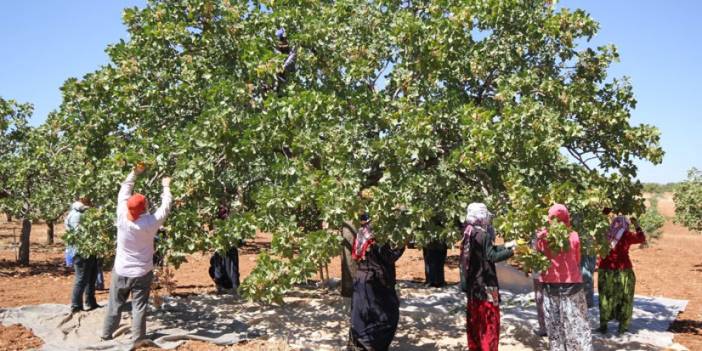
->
xmin=0 ymin=256 xmax=72 ymax=278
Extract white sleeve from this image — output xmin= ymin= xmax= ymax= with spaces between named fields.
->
xmin=153 ymin=186 xmax=172 ymax=225
xmin=117 ymin=171 xmax=137 ymax=219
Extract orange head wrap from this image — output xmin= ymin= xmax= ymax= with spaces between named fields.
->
xmin=127 ymin=193 xmax=146 ymax=221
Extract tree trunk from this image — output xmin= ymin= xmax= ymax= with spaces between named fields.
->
xmin=340 ymin=223 xmax=358 ymax=298
xmin=46 ymin=220 xmax=55 ymax=245
xmin=18 ymin=218 xmax=31 ymax=266
xmin=5 ymin=213 xmax=11 ymax=222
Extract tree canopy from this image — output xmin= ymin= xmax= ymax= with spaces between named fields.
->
xmin=674 ymin=168 xmax=702 ymax=234
xmin=0 ymin=98 xmax=33 ymax=205
xmin=0 ymin=98 xmax=76 ymax=263
xmin=53 ymin=0 xmax=662 ymax=302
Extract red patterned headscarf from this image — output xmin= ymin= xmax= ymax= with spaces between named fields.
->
xmin=352 ymin=224 xmax=375 ymax=261
xmin=607 ymin=216 xmax=629 ymax=249
xmin=352 ymin=214 xmax=374 ymax=261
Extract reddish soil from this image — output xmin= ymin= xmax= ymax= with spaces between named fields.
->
xmin=0 ymin=324 xmax=43 ymax=351
xmin=138 ymin=340 xmax=293 ymax=351
xmin=0 ymin=222 xmax=111 ymax=307
xmin=1 ymin=194 xmax=700 ymax=349
xmin=635 ymin=194 xmax=702 ymax=350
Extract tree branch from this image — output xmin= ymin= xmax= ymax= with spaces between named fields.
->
xmin=476 ymin=69 xmax=498 ymax=105
xmin=566 ymin=147 xmax=592 ymax=171
xmin=370 ymin=60 xmax=391 ymax=92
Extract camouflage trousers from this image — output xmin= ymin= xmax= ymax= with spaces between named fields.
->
xmin=597 ymin=269 xmax=636 ymax=333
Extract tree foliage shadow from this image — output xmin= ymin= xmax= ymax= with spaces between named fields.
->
xmin=446 ymin=255 xmax=460 ymax=269
xmin=172 ymin=284 xmax=213 ymax=290
xmin=0 ymin=256 xmax=72 ymax=278
xmin=592 ymin=338 xmax=661 ymax=351
xmin=669 ymin=319 xmax=702 ymax=336
xmin=137 ymin=286 xmax=685 ymax=350
xmin=591 ymin=296 xmax=687 ymax=337
xmin=145 ymin=295 xmax=259 ymax=342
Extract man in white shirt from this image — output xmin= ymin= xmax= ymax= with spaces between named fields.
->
xmin=102 ymin=163 xmax=171 ymax=343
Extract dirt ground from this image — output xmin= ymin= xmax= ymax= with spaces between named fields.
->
xmin=0 ymin=324 xmax=43 ymax=351
xmin=1 ymin=192 xmax=700 ymax=350
xmin=637 ymin=194 xmax=702 ymax=350
xmin=139 ymin=340 xmax=293 ymax=351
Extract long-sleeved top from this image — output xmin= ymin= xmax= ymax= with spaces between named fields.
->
xmin=461 ymin=226 xmax=514 ymax=301
xmin=64 ymin=201 xmax=88 ymax=231
xmin=114 ymin=171 xmax=172 ymax=278
xmin=598 ymin=228 xmax=646 ymax=270
xmin=355 ymin=243 xmax=404 ymax=289
xmin=536 ymin=231 xmax=582 ymax=284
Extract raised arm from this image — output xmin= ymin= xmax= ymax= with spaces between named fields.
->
xmin=380 ymin=243 xmax=405 ymax=263
xmin=117 ymin=171 xmax=137 ymax=218
xmin=117 ymin=163 xmax=145 ymax=218
xmin=153 ymin=177 xmax=172 ymax=225
xmin=627 ymin=218 xmax=646 ymax=245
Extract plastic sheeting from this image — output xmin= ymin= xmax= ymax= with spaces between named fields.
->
xmin=0 ymin=282 xmax=688 ymax=350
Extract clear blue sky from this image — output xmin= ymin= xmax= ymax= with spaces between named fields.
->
xmin=0 ymin=1 xmax=699 ymax=183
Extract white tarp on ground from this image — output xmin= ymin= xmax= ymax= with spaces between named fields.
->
xmin=0 ymin=267 xmax=689 ymax=351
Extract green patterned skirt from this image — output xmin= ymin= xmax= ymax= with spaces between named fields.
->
xmin=597 ymin=269 xmax=635 ymax=332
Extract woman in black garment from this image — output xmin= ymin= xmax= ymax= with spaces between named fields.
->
xmin=349 ymin=213 xmax=405 ymax=351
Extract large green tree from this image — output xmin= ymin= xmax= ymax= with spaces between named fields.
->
xmin=0 ymin=99 xmax=76 ymax=264
xmin=55 ymin=0 xmax=662 ymax=302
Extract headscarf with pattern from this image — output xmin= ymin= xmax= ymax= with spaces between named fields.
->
xmin=352 ymin=213 xmax=375 ymax=261
xmin=460 ymin=203 xmax=493 ymax=278
xmin=465 ymin=203 xmax=492 ymax=227
xmin=607 ymin=216 xmax=629 ymax=249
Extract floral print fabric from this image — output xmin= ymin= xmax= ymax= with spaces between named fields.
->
xmin=543 ymin=286 xmax=592 ymax=351
xmin=466 ymin=298 xmax=500 ymax=351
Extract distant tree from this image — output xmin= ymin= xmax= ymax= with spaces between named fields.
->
xmin=674 ymin=168 xmax=702 ymax=233
xmin=642 ymin=183 xmax=663 ymax=194
xmin=643 ymin=182 xmax=678 ymax=194
xmin=0 ymin=98 xmax=31 ymax=215
xmin=0 ymin=98 xmax=76 ymax=264
xmin=0 ymin=98 xmax=33 ymax=263
xmin=32 ymin=114 xmax=80 ymax=245
xmin=639 ymin=196 xmax=665 ymax=239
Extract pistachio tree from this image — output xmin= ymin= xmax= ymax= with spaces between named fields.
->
xmin=55 ymin=0 xmax=662 ymax=302
xmin=674 ymin=168 xmax=702 ymax=233
xmin=0 ymin=98 xmax=34 ymax=264
xmin=0 ymin=98 xmax=32 ymax=203
xmin=0 ymin=98 xmax=76 ymax=263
